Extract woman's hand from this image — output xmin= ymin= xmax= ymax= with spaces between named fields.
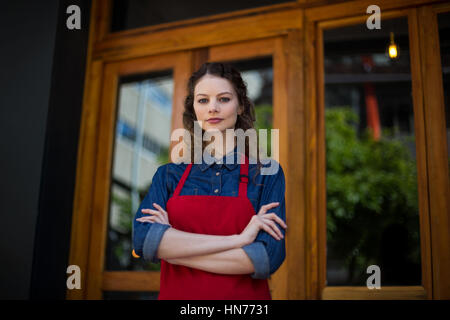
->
xmin=239 ymin=202 xmax=287 ymax=246
xmin=136 ymin=203 xmax=171 ymax=227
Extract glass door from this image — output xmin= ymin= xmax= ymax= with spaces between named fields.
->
xmin=308 ymin=8 xmax=434 ymax=299
xmin=323 ymin=17 xmax=422 ymax=287
xmin=103 ymin=71 xmax=173 ymax=299
xmin=85 ymin=51 xmax=189 ymax=299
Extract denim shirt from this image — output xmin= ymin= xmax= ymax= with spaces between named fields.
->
xmin=132 ymin=148 xmax=286 ymax=279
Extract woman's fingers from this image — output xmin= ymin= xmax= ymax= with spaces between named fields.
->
xmin=142 ymin=208 xmax=164 ymax=220
xmin=136 ymin=216 xmax=159 ymax=223
xmin=255 ymin=208 xmax=287 ymax=240
xmin=260 ymin=222 xmax=281 ymax=240
xmin=152 ymin=203 xmax=165 ymax=211
xmin=152 ymin=203 xmax=168 ymax=216
xmin=152 ymin=203 xmax=170 ymax=221
xmin=261 ymin=216 xmax=283 ymax=238
xmin=257 ymin=202 xmax=280 ymax=216
xmin=137 ymin=215 xmax=157 ymax=221
xmin=141 ymin=204 xmax=170 ymax=226
xmin=261 ymin=217 xmax=284 ymax=239
xmin=261 ymin=202 xmax=279 ymax=212
xmin=264 ymin=212 xmax=287 ymax=229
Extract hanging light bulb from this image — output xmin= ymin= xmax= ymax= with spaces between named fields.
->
xmin=387 ymin=32 xmax=399 ymax=59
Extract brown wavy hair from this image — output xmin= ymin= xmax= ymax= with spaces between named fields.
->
xmin=183 ymin=62 xmax=262 ymax=167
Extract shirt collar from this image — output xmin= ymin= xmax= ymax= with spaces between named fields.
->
xmin=199 ymin=145 xmax=241 ymax=171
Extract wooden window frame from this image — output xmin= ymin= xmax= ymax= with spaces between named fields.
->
xmin=416 ymin=1 xmax=450 ymax=300
xmin=304 ymin=0 xmax=450 ymax=300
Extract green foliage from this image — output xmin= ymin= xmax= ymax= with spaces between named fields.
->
xmin=254 ymin=104 xmax=273 ymax=129
xmin=254 ymin=104 xmax=273 ymax=155
xmin=325 ymin=107 xmax=420 ymax=282
xmin=111 ymin=193 xmax=133 ymax=234
xmin=157 ymin=145 xmax=170 ymax=164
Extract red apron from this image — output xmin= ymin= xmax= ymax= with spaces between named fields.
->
xmin=158 ymin=154 xmax=271 ymax=300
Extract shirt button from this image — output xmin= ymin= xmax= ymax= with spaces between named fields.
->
xmin=216 ymin=172 xmax=220 ymax=176
xmin=214 ymin=189 xmax=219 ymax=194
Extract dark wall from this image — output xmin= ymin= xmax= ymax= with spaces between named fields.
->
xmin=0 ymin=1 xmax=90 ymax=299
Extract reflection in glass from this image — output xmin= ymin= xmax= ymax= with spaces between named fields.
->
xmin=105 ymin=71 xmax=173 ymax=272
xmin=437 ymin=12 xmax=450 ymax=177
xmin=323 ymin=18 xmax=421 ymax=286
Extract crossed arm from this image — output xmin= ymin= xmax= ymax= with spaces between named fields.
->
xmin=156 ymin=227 xmax=256 ymax=275
xmin=136 ymin=200 xmax=286 ymax=277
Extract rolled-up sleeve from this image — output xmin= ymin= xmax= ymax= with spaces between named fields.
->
xmin=242 ymin=242 xmax=270 ymax=279
xmin=251 ymin=161 xmax=287 ymax=278
xmin=133 ymin=164 xmax=171 ymax=263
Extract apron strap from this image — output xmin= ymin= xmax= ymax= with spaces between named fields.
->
xmin=238 ymin=153 xmax=249 ymax=198
xmin=173 ymin=153 xmax=249 ymax=197
xmin=173 ymin=164 xmax=192 ymax=197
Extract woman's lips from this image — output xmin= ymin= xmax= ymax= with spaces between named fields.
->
xmin=207 ymin=118 xmax=223 ymax=124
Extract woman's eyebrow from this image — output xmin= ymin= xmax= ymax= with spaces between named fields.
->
xmin=196 ymin=91 xmax=232 ymax=97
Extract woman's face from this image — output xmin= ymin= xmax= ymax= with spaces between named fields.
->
xmin=193 ymin=74 xmax=243 ymax=133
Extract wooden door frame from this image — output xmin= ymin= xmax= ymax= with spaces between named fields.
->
xmin=67 ymin=0 xmax=304 ymax=299
xmin=416 ymin=2 xmax=450 ymax=300
xmin=304 ymin=0 xmax=450 ymax=300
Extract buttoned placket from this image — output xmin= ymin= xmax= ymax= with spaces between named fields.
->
xmin=213 ymin=164 xmax=222 ymax=195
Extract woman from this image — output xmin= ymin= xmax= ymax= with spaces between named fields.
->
xmin=132 ymin=62 xmax=287 ymax=300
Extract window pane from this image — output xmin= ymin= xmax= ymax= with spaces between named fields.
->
xmin=111 ymin=0 xmax=296 ymax=32
xmin=105 ymin=71 xmax=173 ymax=272
xmin=437 ymin=12 xmax=450 ymax=178
xmin=323 ymin=18 xmax=422 ymax=286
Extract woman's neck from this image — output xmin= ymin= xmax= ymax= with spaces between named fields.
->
xmin=209 ymin=134 xmax=236 ymax=160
